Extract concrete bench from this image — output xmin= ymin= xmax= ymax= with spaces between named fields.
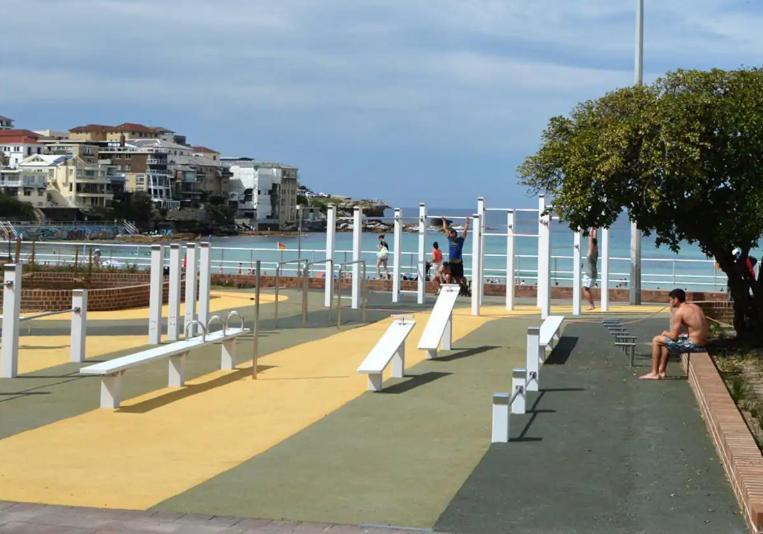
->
xmin=417 ymin=284 xmax=460 ymax=359
xmin=357 ymin=316 xmax=416 ymax=391
xmin=80 ymin=315 xmax=248 ymax=409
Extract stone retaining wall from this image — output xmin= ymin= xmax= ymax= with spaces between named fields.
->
xmin=682 ymin=352 xmax=763 ymax=533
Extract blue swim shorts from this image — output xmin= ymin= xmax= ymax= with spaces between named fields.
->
xmin=663 ymin=335 xmax=705 ymax=355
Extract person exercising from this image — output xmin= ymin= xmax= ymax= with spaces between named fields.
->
xmin=442 ymin=217 xmax=470 ymax=296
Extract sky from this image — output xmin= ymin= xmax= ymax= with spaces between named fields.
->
xmin=3 ymin=0 xmax=763 ymax=207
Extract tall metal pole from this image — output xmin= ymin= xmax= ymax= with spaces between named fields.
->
xmin=630 ymin=0 xmax=644 ymax=305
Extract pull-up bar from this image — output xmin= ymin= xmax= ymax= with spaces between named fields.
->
xmin=425 ymin=215 xmax=471 ymax=220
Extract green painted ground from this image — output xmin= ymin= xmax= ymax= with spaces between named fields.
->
xmin=436 ymin=319 xmax=746 ymax=533
xmin=154 ymin=317 xmax=537 ymax=528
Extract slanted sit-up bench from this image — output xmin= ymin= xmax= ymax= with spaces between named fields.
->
xmin=357 ymin=316 xmax=416 ymax=391
xmin=80 ymin=313 xmax=249 ymax=409
xmin=417 ymin=284 xmax=460 ymax=359
xmin=525 ymin=315 xmax=565 ymax=392
xmin=539 ymin=315 xmax=565 ymax=361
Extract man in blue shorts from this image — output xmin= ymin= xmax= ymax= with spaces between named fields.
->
xmin=441 ymin=217 xmax=470 ymax=296
xmin=640 ymin=288 xmax=709 ymax=380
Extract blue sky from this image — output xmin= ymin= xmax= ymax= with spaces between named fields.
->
xmin=3 ymin=0 xmax=763 ymax=207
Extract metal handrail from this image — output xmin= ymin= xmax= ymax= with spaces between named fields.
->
xmin=225 ymin=310 xmax=244 ymax=333
xmin=184 ymin=319 xmax=207 ymax=342
xmin=274 ymin=258 xmax=308 ymax=328
xmin=207 ymin=314 xmax=223 ymax=335
xmin=335 ymin=259 xmax=367 ymax=328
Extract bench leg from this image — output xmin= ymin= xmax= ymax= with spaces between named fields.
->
xmin=426 ymin=348 xmax=438 ymax=360
xmin=392 ymin=344 xmax=405 ymax=378
xmin=169 ymin=352 xmax=187 ymax=387
xmin=440 ymin=316 xmax=452 ymax=351
xmin=221 ymin=339 xmax=236 ymax=370
xmin=367 ymin=373 xmax=383 ymax=392
xmin=100 ymin=372 xmax=123 ymax=409
xmin=492 ymin=393 xmax=510 ymax=443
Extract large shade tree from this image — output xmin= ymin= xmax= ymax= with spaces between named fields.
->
xmin=519 ymin=68 xmax=763 ymax=340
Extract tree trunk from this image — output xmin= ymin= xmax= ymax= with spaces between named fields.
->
xmin=714 ymin=249 xmax=763 ymax=344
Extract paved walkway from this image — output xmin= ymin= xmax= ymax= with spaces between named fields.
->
xmin=435 ymin=317 xmax=746 ymax=533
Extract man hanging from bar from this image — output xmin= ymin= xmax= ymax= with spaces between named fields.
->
xmin=442 ymin=217 xmax=471 ymax=297
xmin=582 ymin=229 xmax=598 ymax=310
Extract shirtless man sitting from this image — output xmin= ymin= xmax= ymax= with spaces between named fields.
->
xmin=640 ymin=288 xmax=709 ymax=380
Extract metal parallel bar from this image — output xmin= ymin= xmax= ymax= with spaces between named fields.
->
xmin=273 ymin=258 xmax=308 ymax=328
xmin=335 ymin=259 xmax=367 ymax=328
xmin=20 ymin=308 xmax=76 ymax=322
xmin=252 ymin=260 xmax=260 ymax=378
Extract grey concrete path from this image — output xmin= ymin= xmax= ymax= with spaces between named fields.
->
xmin=0 ymin=502 xmax=427 ymax=533
xmin=436 ymin=317 xmax=746 ymax=534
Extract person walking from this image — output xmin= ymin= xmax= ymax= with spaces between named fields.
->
xmin=376 ymin=234 xmax=390 ymax=280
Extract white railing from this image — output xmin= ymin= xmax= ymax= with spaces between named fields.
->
xmin=7 ymin=240 xmax=728 ymax=291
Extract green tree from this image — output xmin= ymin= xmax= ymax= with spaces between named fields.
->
xmin=0 ymin=192 xmax=35 ymax=220
xmin=110 ymin=192 xmax=155 ymax=232
xmin=519 ymin=68 xmax=763 ymax=340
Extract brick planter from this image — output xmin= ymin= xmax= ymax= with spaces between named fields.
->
xmin=0 ymin=271 xmax=183 ymax=312
xmin=682 ymin=352 xmax=763 ymax=533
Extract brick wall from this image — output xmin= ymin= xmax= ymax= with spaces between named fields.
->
xmin=697 ymin=300 xmax=735 ymax=325
xmin=0 ymin=279 xmax=184 ymax=312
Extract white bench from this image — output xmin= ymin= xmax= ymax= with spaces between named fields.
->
xmin=417 ymin=284 xmax=460 ymax=359
xmin=80 ymin=316 xmax=248 ymax=409
xmin=357 ymin=317 xmax=416 ymax=391
xmin=525 ymin=315 xmax=565 ymax=392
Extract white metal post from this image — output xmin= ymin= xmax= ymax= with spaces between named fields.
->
xmin=573 ymin=230 xmax=582 ymax=316
xmin=1 ymin=264 xmax=21 ymax=377
xmin=471 ymin=213 xmax=481 ymax=316
xmin=70 ymin=289 xmax=87 ymax=363
xmin=167 ymin=244 xmax=181 ymax=341
xmin=512 ymin=368 xmax=526 ymax=415
xmin=601 ymin=227 xmax=610 ymax=312
xmin=477 ymin=196 xmax=485 ymax=306
xmin=536 ymin=196 xmax=545 ymax=307
xmin=417 ymin=203 xmax=426 ymax=304
xmin=491 ymin=393 xmax=510 ymax=443
xmin=148 ymin=244 xmax=164 ymax=344
xmin=539 ymin=209 xmax=551 ymax=319
xmin=392 ymin=208 xmax=402 ymax=303
xmin=351 ymin=206 xmax=362 ymax=309
xmin=526 ymin=326 xmax=540 ymax=392
xmin=506 ymin=210 xmax=515 ymax=310
xmin=325 ymin=205 xmax=336 ymax=308
xmin=198 ymin=242 xmax=212 ymax=325
xmin=631 ymin=0 xmax=644 ymax=305
xmin=184 ymin=243 xmax=198 ymax=336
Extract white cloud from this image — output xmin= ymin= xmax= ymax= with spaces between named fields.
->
xmin=2 ymin=0 xmax=762 ymax=204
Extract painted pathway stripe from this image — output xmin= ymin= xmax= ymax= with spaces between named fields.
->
xmin=0 ymin=306 xmax=507 ymax=510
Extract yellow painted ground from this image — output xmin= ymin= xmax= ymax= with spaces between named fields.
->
xmin=17 ymin=336 xmax=152 ymax=375
xmin=0 ymin=306 xmax=510 ymax=510
xmin=27 ymin=290 xmax=285 ymax=322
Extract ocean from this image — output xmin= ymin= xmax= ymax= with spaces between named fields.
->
xmin=19 ymin=207 xmax=759 ymax=292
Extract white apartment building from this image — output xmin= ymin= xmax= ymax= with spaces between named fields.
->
xmin=0 ymin=168 xmax=48 ymax=208
xmin=0 ymin=130 xmax=43 ymax=168
xmin=18 ymin=154 xmax=112 ymax=210
xmin=223 ymin=158 xmax=298 ymax=227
